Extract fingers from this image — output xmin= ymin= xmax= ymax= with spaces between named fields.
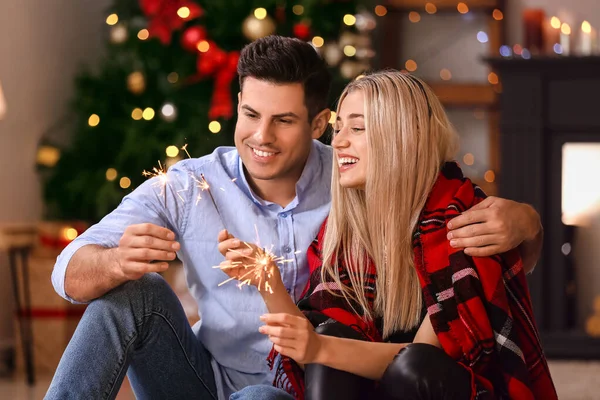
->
xmin=449 ymin=234 xmax=500 ymax=250
xmin=225 ymin=247 xmax=253 ymax=261
xmin=266 ymin=335 xmax=298 ymax=349
xmin=259 ymin=325 xmax=299 ymax=339
xmin=125 ymin=248 xmax=177 ymax=262
xmin=260 ymin=313 xmax=309 ymax=328
xmin=217 ymin=237 xmax=242 ymax=257
xmin=128 ymin=223 xmax=175 ymax=240
xmin=217 ymin=229 xmax=235 ymax=242
xmin=127 ymin=235 xmax=180 ymax=251
xmin=447 ymin=209 xmax=488 ymax=230
xmin=121 ymin=261 xmax=169 ymax=279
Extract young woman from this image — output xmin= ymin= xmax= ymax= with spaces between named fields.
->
xmin=221 ymin=70 xmax=557 ymax=400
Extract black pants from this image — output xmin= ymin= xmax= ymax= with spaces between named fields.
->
xmin=304 ymin=322 xmax=472 ymax=400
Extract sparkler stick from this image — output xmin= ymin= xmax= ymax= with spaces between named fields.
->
xmin=190 ymin=173 xmax=226 ymax=228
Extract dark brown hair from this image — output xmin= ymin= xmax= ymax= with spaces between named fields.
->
xmin=238 ymin=35 xmax=332 ymax=121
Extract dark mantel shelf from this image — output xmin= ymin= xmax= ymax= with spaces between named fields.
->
xmin=486 ymin=55 xmax=600 ymax=65
xmin=488 ymin=56 xmax=600 ymax=359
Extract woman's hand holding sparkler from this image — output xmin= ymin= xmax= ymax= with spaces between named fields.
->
xmin=115 ymin=223 xmax=180 ymax=280
xmin=217 ymin=229 xmax=283 ymax=294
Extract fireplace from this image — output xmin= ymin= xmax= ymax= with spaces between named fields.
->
xmin=488 ymin=56 xmax=600 ymax=358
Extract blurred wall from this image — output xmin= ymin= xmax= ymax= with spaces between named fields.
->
xmin=0 ymin=0 xmax=110 ymax=356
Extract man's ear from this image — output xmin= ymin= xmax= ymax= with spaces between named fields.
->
xmin=311 ymin=109 xmax=331 ymax=140
xmin=237 ymin=92 xmax=242 ymax=113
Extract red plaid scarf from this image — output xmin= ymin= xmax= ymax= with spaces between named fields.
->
xmin=268 ymin=162 xmax=557 ymax=400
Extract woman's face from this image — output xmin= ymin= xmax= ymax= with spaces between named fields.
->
xmin=332 ymin=90 xmax=368 ymax=189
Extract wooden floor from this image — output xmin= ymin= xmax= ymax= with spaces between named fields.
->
xmin=1 ymin=360 xmax=599 ymax=399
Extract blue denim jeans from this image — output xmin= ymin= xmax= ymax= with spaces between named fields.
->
xmin=45 ymin=273 xmax=218 ymax=400
xmin=229 ymin=384 xmax=294 ymax=400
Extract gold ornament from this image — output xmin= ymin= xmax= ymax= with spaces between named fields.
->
xmin=242 ymin=14 xmax=276 ymax=41
xmin=36 ymin=145 xmax=61 ymax=167
xmin=127 ymin=71 xmax=145 ymax=95
xmin=110 ymin=24 xmax=128 ymax=44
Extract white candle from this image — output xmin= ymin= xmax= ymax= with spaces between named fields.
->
xmin=560 ymin=23 xmax=571 ymax=55
xmin=580 ymin=21 xmax=593 ymax=55
xmin=0 ymin=80 xmax=6 ymax=120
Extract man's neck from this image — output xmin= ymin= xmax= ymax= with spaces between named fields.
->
xmin=245 ymin=172 xmax=299 ymax=208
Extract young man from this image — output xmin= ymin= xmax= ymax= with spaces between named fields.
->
xmin=47 ymin=36 xmax=543 ymax=400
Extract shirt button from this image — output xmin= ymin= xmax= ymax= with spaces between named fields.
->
xmin=279 ymin=212 xmax=289 ymax=218
xmin=284 ymin=246 xmax=292 ymax=253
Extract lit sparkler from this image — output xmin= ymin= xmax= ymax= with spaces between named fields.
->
xmin=214 ymin=242 xmax=293 ymax=294
xmin=142 ymin=160 xmax=186 ymax=206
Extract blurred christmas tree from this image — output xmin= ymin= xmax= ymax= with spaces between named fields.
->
xmin=39 ymin=0 xmax=377 ymax=222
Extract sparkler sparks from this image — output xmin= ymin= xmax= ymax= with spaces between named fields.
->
xmin=142 ymin=160 xmax=187 ymax=205
xmin=214 ymin=242 xmax=293 ymax=293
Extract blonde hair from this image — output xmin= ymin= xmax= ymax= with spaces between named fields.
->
xmin=322 ymin=70 xmax=459 ymax=337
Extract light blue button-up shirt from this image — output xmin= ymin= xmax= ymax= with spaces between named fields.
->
xmin=52 ymin=140 xmax=332 ymax=399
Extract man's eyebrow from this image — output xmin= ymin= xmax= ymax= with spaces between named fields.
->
xmin=241 ymin=104 xmax=300 ymax=120
xmin=336 ymin=113 xmax=364 ymax=121
xmin=241 ymin=104 xmax=260 ymax=114
xmin=272 ymin=112 xmax=300 ymax=119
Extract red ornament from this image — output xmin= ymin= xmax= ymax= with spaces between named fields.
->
xmin=181 ymin=26 xmax=207 ymax=52
xmin=293 ymin=22 xmax=311 ymax=40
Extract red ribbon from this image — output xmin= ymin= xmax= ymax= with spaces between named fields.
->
xmin=139 ymin=0 xmax=203 ymax=44
xmin=139 ymin=0 xmax=238 ymax=120
xmin=194 ymin=44 xmax=239 ymax=120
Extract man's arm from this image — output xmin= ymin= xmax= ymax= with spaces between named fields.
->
xmin=64 ymin=224 xmax=178 ymax=303
xmin=447 ymin=197 xmax=542 ymax=274
xmin=52 ymin=166 xmax=190 ymax=303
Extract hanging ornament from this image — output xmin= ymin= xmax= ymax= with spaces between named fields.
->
xmin=181 ymin=26 xmax=207 ymax=52
xmin=293 ymin=21 xmax=311 ymax=41
xmin=36 ymin=145 xmax=61 ymax=168
xmin=355 ymin=10 xmax=377 ymax=32
xmin=160 ymin=102 xmax=177 ymax=122
xmin=323 ymin=42 xmax=343 ymax=66
xmin=110 ymin=23 xmax=128 ymax=44
xmin=127 ymin=71 xmax=146 ymax=95
xmin=242 ymin=13 xmax=276 ymax=41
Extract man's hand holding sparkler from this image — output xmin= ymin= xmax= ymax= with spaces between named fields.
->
xmin=115 ymin=223 xmax=180 ymax=280
xmin=217 ymin=229 xmax=283 ymax=294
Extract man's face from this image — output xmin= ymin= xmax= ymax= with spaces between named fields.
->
xmin=235 ymin=77 xmax=317 ymax=187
